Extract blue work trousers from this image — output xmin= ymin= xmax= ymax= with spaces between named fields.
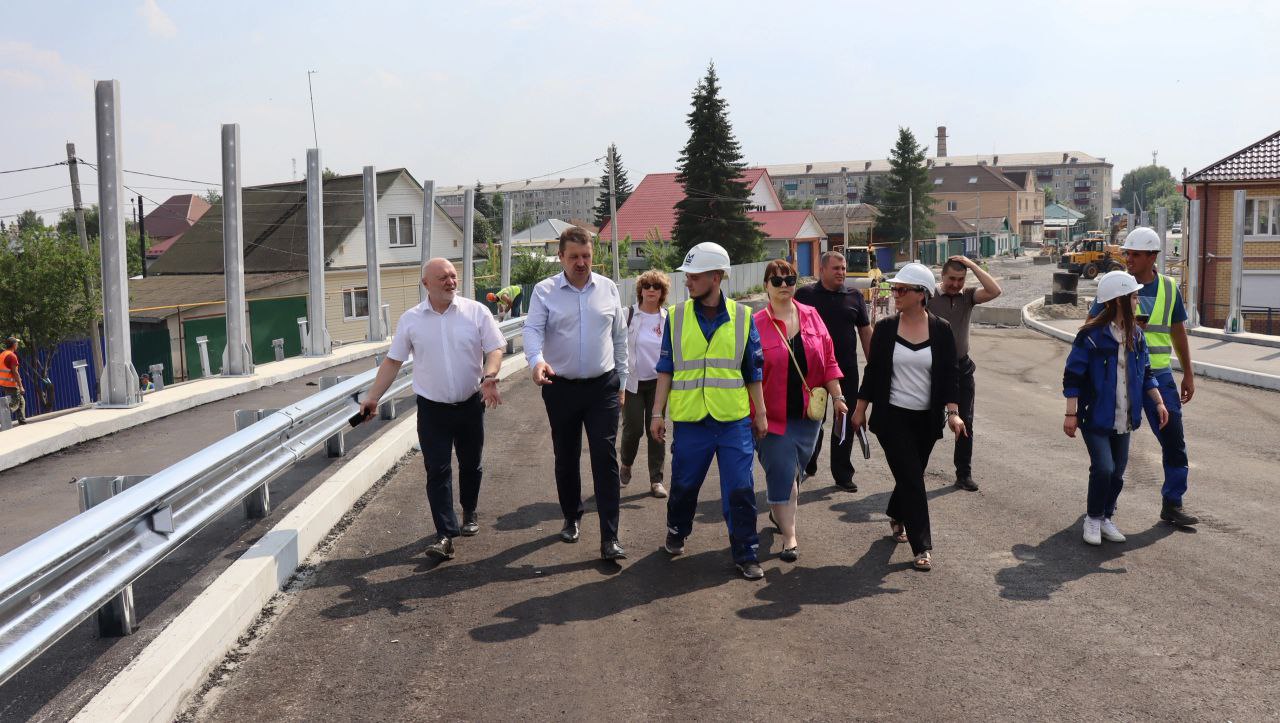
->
xmin=666 ymin=417 xmax=759 ymax=564
xmin=1142 ymin=369 xmax=1189 ymax=504
xmin=1081 ymin=428 xmax=1130 ymax=519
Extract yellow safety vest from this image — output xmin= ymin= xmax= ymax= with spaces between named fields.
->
xmin=667 ymin=298 xmax=750 ymax=422
xmin=1144 ymin=274 xmax=1177 ymax=370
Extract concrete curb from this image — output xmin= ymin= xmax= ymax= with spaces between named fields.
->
xmin=1021 ymin=300 xmax=1280 ymax=392
xmin=0 ymin=341 xmax=391 ymax=473
xmin=72 ymin=355 xmax=529 ymax=722
xmin=1188 ymin=325 xmax=1280 ymax=349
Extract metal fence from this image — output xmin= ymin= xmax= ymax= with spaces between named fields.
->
xmin=0 ymin=317 xmax=524 ymax=686
xmin=616 ymin=260 xmax=772 ymax=307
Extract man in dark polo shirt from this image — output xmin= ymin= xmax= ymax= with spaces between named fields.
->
xmin=795 ymin=251 xmax=872 ymax=491
xmin=927 ymin=255 xmax=1002 ymax=491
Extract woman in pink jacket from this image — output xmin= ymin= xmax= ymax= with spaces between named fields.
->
xmin=753 ymin=259 xmax=846 ymax=562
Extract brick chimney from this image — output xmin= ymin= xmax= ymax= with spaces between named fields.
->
xmin=936 ymin=126 xmax=948 ymax=158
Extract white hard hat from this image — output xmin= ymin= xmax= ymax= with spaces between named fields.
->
xmin=1121 ymin=226 xmax=1161 ymax=252
xmin=677 ymin=242 xmax=732 ymax=277
xmin=886 ymin=262 xmax=936 ymax=296
xmin=1095 ymin=270 xmax=1142 ymax=304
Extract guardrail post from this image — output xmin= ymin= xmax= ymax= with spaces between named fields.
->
xmin=73 ymin=360 xmax=92 ymax=406
xmin=320 ymin=376 xmax=351 ymax=456
xmin=149 ymin=363 xmax=165 ymax=391
xmin=297 ymin=317 xmax=310 ymax=355
xmin=272 ymin=338 xmax=285 ymax=362
xmin=233 ymin=409 xmax=276 ymax=517
xmin=76 ymin=475 xmax=151 ymax=636
xmin=196 ymin=336 xmax=212 ymax=377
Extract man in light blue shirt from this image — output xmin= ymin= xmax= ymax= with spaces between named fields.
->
xmin=524 ymin=226 xmax=629 ymax=561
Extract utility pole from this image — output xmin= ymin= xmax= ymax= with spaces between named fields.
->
xmin=607 ymin=144 xmax=619 ymax=280
xmin=66 ymin=142 xmax=104 ymax=382
xmin=908 ymin=188 xmax=914 ymax=262
xmin=841 ymin=167 xmax=849 ymax=250
xmin=137 ymin=195 xmax=147 ymax=277
xmin=306 ymin=71 xmax=319 ymax=148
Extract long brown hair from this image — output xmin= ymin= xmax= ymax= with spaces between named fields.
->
xmin=1081 ymin=294 xmax=1137 ymax=351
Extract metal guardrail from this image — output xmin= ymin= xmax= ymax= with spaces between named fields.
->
xmin=0 ymin=316 xmax=524 ymax=686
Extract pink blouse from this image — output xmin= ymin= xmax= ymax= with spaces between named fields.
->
xmin=752 ymin=302 xmax=843 ymax=435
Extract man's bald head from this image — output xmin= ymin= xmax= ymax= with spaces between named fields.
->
xmin=422 ymin=257 xmax=458 ymax=303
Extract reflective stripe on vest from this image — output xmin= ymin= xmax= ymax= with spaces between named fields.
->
xmin=0 ymin=349 xmax=17 ymax=387
xmin=1144 ymin=274 xmax=1176 ymax=369
xmin=667 ymin=298 xmax=750 ymax=422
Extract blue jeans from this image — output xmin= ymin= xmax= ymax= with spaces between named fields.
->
xmin=1142 ymin=369 xmax=1189 ymax=504
xmin=1081 ymin=429 xmax=1130 ymax=519
xmin=666 ymin=417 xmax=759 ymax=564
xmin=757 ymin=417 xmax=820 ymax=504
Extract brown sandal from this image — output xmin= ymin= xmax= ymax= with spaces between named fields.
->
xmin=913 ymin=552 xmax=932 ymax=571
xmin=889 ymin=520 xmax=908 ymax=544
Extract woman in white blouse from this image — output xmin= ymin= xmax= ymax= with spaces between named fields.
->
xmin=620 ymin=270 xmax=670 ymax=498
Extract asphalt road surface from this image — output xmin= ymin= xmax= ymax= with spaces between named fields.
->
xmin=180 ymin=328 xmax=1279 ymax=721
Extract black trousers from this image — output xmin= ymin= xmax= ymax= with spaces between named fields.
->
xmin=806 ymin=374 xmax=858 ymax=485
xmin=417 ymin=393 xmax=485 ymax=539
xmin=875 ymin=405 xmax=938 ymax=556
xmin=541 ymin=370 xmax=621 ymax=541
xmin=954 ymin=356 xmax=976 ymax=478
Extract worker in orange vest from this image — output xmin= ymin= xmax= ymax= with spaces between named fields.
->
xmin=1 ymin=336 xmax=27 ymax=425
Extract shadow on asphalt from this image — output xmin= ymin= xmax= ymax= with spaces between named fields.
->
xmin=736 ymin=538 xmax=906 ymax=620
xmin=995 ymin=519 xmax=1180 ymax=601
xmin=492 ymin=491 xmax=654 ymax=531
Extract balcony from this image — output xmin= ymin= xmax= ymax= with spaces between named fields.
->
xmin=1036 ymin=169 xmax=1054 ymax=179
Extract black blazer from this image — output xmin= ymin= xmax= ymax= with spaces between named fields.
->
xmin=857 ymin=312 xmax=960 ymax=439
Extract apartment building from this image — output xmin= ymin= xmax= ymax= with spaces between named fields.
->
xmin=436 ymin=177 xmax=602 ymax=227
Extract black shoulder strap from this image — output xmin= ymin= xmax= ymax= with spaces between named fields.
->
xmin=627 ymin=304 xmax=634 ymax=326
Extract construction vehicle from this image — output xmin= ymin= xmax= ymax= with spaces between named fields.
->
xmin=1058 ymin=231 xmax=1125 ymax=279
xmin=844 ymin=243 xmax=885 ymax=302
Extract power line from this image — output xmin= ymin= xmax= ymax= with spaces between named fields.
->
xmin=0 ymin=161 xmax=67 ymax=175
xmin=0 ymin=185 xmax=71 ymax=202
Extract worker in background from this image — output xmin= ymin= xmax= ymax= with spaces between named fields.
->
xmin=650 ymin=242 xmax=768 ymax=581
xmin=1 ymin=336 xmax=27 ymax=425
xmin=487 ymin=283 xmax=523 ymax=321
xmin=1088 ymin=227 xmax=1199 ymax=528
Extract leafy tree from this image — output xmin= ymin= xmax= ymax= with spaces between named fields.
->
xmin=593 ymin=144 xmax=634 ymax=227
xmin=16 ymin=210 xmax=43 ymax=232
xmin=861 ymin=175 xmax=889 ymax=207
xmin=472 ymin=213 xmax=495 ymax=248
xmin=1119 ymin=165 xmax=1178 ymax=216
xmin=874 ymin=128 xmax=934 ymax=244
xmin=513 ymin=213 xmax=536 ymax=234
xmin=473 ymin=181 xmax=495 ymax=222
xmin=592 ymin=233 xmax=631 ymax=278
xmin=670 ymin=62 xmax=762 ymax=262
xmin=322 ymin=167 xmax=340 ymax=181
xmin=511 ymin=249 xmax=558 ymax=284
xmin=56 ymin=205 xmax=100 ymax=239
xmin=640 ymin=227 xmax=677 ymax=271
xmin=1043 ymin=186 xmax=1056 ymax=206
xmin=490 ymin=191 xmax=506 ymax=227
xmin=202 ymin=189 xmax=222 ymax=205
xmin=0 ymin=228 xmax=99 ymax=412
xmin=781 ymin=197 xmax=816 ymax=210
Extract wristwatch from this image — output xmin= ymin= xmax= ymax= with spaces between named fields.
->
xmin=480 ymin=373 xmax=497 ymax=384
xmin=833 ymin=395 xmax=846 ymax=402
xmin=944 ymin=409 xmax=958 ymax=418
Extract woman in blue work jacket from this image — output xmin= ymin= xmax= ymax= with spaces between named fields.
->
xmin=1062 ymin=270 xmax=1168 ymax=547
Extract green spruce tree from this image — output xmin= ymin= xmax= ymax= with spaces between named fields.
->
xmin=671 ymin=63 xmax=762 ymax=261
xmin=593 ymin=144 xmax=634 ymax=227
xmin=874 ymin=127 xmax=935 ymax=246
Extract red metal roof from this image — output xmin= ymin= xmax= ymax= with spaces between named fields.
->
xmin=600 ymin=168 xmax=769 ymax=242
xmin=748 ymin=209 xmax=817 ymax=239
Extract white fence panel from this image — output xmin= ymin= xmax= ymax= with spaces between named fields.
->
xmin=616 ymin=260 xmax=769 ymax=308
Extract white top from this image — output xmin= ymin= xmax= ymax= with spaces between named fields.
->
xmin=626 ymin=305 xmax=667 ymax=393
xmin=889 ymin=339 xmax=932 ymax=411
xmin=387 ymin=295 xmax=506 ymax=404
xmin=1111 ymin=323 xmax=1131 ymax=434
xmin=523 ymin=271 xmax=629 ymax=388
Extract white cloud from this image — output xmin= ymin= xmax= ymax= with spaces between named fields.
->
xmin=0 ymin=41 xmax=91 ymax=90
xmin=138 ymin=0 xmax=177 ymax=39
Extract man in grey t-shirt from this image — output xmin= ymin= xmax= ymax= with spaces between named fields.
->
xmin=927 ymin=255 xmax=1001 ymax=491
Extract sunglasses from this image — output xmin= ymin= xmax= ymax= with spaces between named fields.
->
xmin=768 ymin=275 xmax=798 ymax=287
xmin=890 ymin=286 xmax=926 ymax=295
xmin=640 ymin=282 xmax=663 ymax=290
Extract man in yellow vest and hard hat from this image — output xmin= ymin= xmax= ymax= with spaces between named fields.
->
xmin=649 ymin=242 xmax=768 ymax=580
xmin=0 ymin=336 xmax=26 ymax=425
xmin=1088 ymin=226 xmax=1198 ymax=527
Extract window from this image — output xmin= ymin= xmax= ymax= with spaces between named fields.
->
xmin=387 ymin=215 xmax=414 ymax=247
xmin=1244 ymin=198 xmax=1280 ymax=236
xmin=1091 ymin=169 xmax=1098 ymax=175
xmin=933 ymin=178 xmax=943 ymax=185
xmin=1055 ymin=169 xmax=1061 ymax=176
xmin=783 ymin=181 xmax=798 ymax=191
xmin=343 ymin=287 xmax=369 ymax=320
xmin=947 ymin=201 xmax=957 ymax=211
xmin=968 ymin=177 xmax=978 ymax=184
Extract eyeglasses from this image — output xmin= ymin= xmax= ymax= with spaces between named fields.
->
xmin=640 ymin=282 xmax=663 ymax=291
xmin=890 ymin=286 xmax=926 ymax=295
xmin=768 ymin=275 xmax=798 ymax=287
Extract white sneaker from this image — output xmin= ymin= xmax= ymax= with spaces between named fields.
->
xmin=1100 ymin=518 xmax=1127 ymax=543
xmin=1083 ymin=517 xmax=1102 ymax=546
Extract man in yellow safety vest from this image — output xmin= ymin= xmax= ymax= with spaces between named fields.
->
xmin=0 ymin=336 xmax=26 ymax=425
xmin=650 ymin=242 xmax=768 ymax=580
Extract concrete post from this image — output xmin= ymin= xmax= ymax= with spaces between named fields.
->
xmin=297 ymin=317 xmax=309 ymax=354
xmin=608 ymin=144 xmax=619 ymax=280
xmin=94 ymin=80 xmax=141 ymax=408
xmin=221 ymin=124 xmax=252 ymax=376
xmin=196 ymin=336 xmax=212 ymax=378
xmin=421 ymin=179 xmax=435 ymax=303
xmin=1225 ymin=190 xmax=1246 ymax=333
xmin=462 ymin=188 xmax=475 ymax=301
xmin=271 ymin=338 xmax=285 ymax=361
xmin=148 ymin=363 xmax=165 ymax=391
xmin=0 ymin=403 xmax=11 ymax=431
xmin=363 ymin=166 xmax=384 ymax=341
xmin=305 ymin=148 xmax=329 ymax=356
xmin=1186 ymin=200 xmax=1202 ymax=327
xmin=72 ymin=360 xmax=91 ymax=406
xmin=501 ymin=197 xmax=513 ymax=288
xmin=1156 ymin=206 xmax=1168 ymax=276
xmin=66 ymin=142 xmax=105 ymax=382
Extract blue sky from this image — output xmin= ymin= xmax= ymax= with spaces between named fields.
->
xmin=3 ymin=0 xmax=1277 ymax=222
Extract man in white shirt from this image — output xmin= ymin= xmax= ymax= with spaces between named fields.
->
xmin=362 ymin=258 xmax=505 ymax=561
xmin=524 ymin=226 xmax=629 ymax=561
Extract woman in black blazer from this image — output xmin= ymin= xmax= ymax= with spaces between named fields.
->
xmin=850 ymin=263 xmax=966 ymax=571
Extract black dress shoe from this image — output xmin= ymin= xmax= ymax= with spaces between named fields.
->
xmin=835 ymin=479 xmax=858 ymax=492
xmin=600 ymin=540 xmax=627 ymax=560
xmin=425 ymin=536 xmax=454 ymax=560
xmin=954 ymin=475 xmax=979 ymax=492
xmin=779 ymin=546 xmax=799 ymax=563
xmin=1160 ymin=501 xmax=1200 ymax=527
xmin=560 ymin=520 xmax=580 ymax=543
xmin=460 ymin=511 xmax=479 ymax=536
